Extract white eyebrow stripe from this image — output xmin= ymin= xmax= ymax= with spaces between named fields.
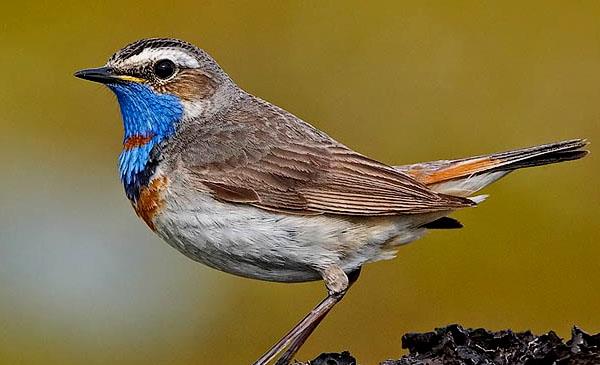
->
xmin=122 ymin=48 xmax=200 ymax=68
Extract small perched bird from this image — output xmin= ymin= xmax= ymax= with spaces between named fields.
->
xmin=75 ymin=38 xmax=588 ymax=365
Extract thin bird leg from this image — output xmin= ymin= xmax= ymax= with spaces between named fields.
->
xmin=252 ymin=294 xmax=339 ymax=365
xmin=274 ymin=268 xmax=361 ymax=365
xmin=253 ymin=266 xmax=361 ymax=365
xmin=274 ymin=307 xmax=328 ymax=365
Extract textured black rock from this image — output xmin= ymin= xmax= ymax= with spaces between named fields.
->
xmin=308 ymin=351 xmax=357 ymax=365
xmin=303 ymin=325 xmax=600 ymax=365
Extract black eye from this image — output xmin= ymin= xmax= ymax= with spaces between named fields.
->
xmin=153 ymin=59 xmax=176 ymax=79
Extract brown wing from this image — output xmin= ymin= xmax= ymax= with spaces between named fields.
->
xmin=178 ymin=95 xmax=474 ymax=216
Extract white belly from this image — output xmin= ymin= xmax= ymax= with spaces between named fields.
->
xmin=152 ymin=185 xmax=431 ymax=283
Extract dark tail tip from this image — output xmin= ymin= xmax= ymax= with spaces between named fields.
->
xmin=490 ymin=138 xmax=589 ymax=172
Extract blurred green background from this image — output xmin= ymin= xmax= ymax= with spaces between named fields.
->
xmin=1 ymin=1 xmax=598 ymax=364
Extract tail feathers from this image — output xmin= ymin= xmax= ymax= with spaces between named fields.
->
xmin=468 ymin=194 xmax=488 ymax=204
xmin=422 ymin=216 xmax=463 ymax=229
xmin=397 ymin=139 xmax=588 ymax=197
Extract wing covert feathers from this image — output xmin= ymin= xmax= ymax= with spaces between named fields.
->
xmin=193 ymin=144 xmax=474 ymax=215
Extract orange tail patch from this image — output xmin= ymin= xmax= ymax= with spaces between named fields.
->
xmin=407 ymin=157 xmax=501 ymax=185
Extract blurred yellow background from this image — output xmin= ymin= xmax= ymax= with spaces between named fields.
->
xmin=1 ymin=1 xmax=598 ymax=364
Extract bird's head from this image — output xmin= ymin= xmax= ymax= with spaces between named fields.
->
xmin=75 ymin=38 xmax=235 ymax=138
xmin=75 ymin=38 xmax=235 ymax=199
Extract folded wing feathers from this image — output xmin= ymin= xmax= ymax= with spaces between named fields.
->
xmin=186 ymin=98 xmax=479 ymax=216
xmin=194 ymin=141 xmax=474 ymax=216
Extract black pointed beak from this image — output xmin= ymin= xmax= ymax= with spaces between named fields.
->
xmin=74 ymin=66 xmax=122 ymax=84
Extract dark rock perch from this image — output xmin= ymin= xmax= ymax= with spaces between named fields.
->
xmin=301 ymin=325 xmax=600 ymax=365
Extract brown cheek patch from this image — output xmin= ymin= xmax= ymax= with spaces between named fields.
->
xmin=134 ymin=176 xmax=168 ymax=231
xmin=124 ymin=134 xmax=154 ymax=150
xmin=159 ymin=70 xmax=217 ymax=101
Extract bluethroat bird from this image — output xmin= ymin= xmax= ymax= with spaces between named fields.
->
xmin=75 ymin=38 xmax=588 ymax=365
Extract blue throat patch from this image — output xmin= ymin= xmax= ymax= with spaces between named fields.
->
xmin=108 ymin=82 xmax=183 ymax=201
